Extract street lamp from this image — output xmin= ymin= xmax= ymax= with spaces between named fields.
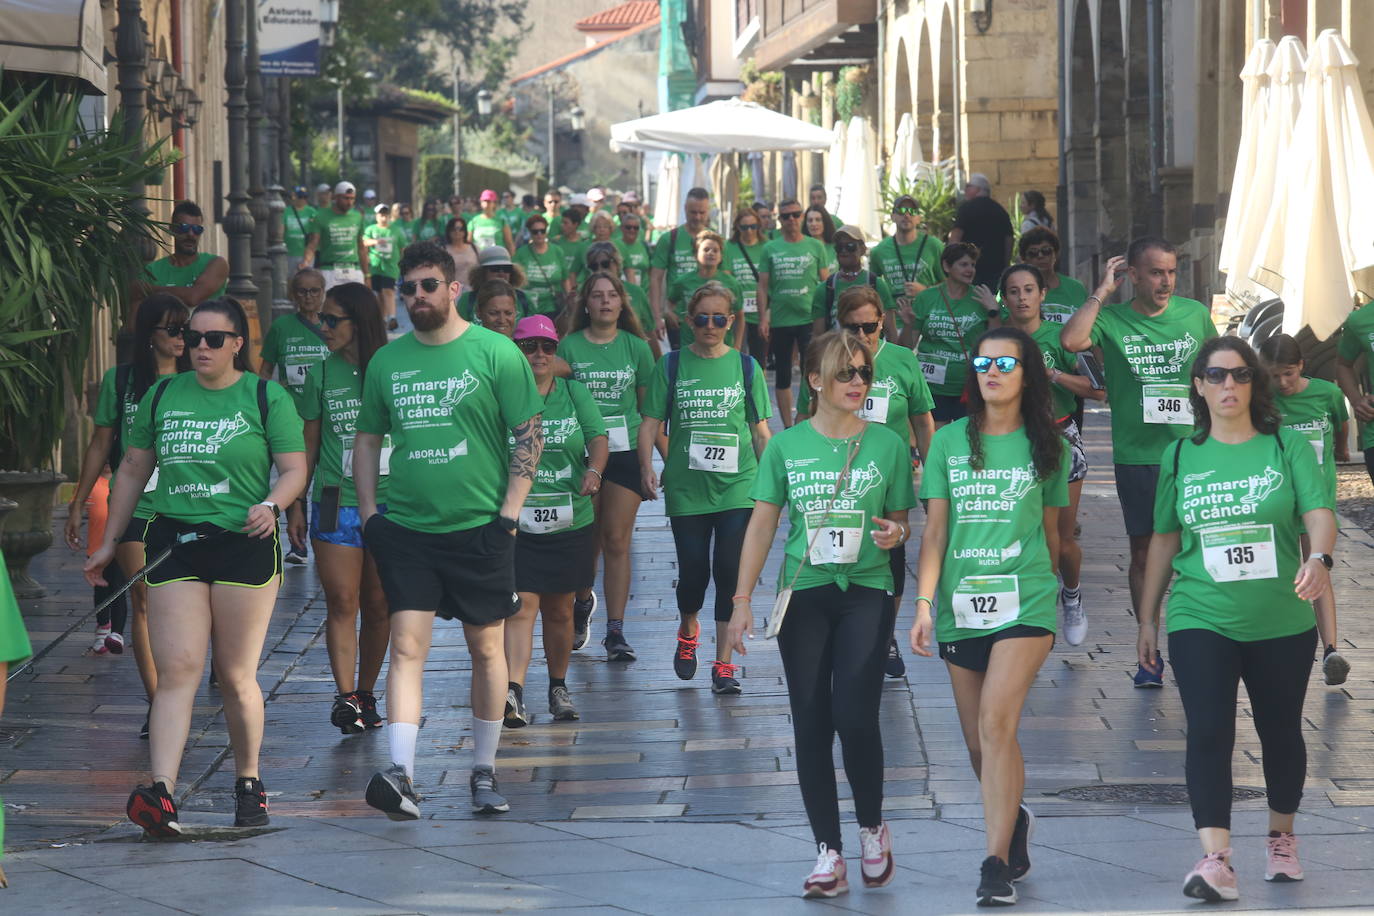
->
xmin=319 ymin=0 xmax=339 ymax=48
xmin=570 ymin=106 xmax=586 ymax=132
xmin=477 ymin=88 xmax=493 ymax=118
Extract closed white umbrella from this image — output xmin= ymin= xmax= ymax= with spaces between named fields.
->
xmin=827 ymin=119 xmax=848 ymax=214
xmin=888 ymin=112 xmax=922 ymax=193
xmin=837 ymin=116 xmax=881 ymax=242
xmin=1252 ymin=30 xmax=1374 ymax=339
xmin=653 ymin=154 xmax=682 ymax=231
xmin=610 ymin=99 xmax=835 ymax=154
xmin=1217 ymin=40 xmax=1275 ymax=280
xmin=709 ymin=153 xmax=739 ymax=234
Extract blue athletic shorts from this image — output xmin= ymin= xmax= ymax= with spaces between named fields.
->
xmin=311 ymin=503 xmax=386 ymax=549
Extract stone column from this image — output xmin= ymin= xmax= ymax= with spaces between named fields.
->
xmin=224 ymin=0 xmax=258 ymax=305
xmin=246 ymin=3 xmax=272 ymax=321
xmin=264 ymin=77 xmax=289 ymax=327
xmin=115 ymin=0 xmax=148 ymax=340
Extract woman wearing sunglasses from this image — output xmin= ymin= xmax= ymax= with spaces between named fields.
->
xmin=726 ymin=210 xmax=768 ymax=360
xmin=502 ymin=316 xmax=609 ymax=727
xmin=582 ymin=242 xmax=655 ymax=349
xmin=66 ymin=294 xmax=191 ymax=721
xmin=804 ymin=205 xmax=840 ymax=276
xmin=286 ymin=283 xmax=392 ymax=735
xmin=910 ymin=326 xmax=1070 ymax=906
xmin=86 ymin=298 xmax=307 ymax=839
xmin=560 ymin=271 xmax=656 ymax=662
xmin=992 ymin=265 xmax=1104 ymax=647
xmin=1138 ymin=337 xmax=1334 ymax=903
xmin=640 ymin=282 xmax=772 ymax=695
xmin=666 ymin=231 xmax=744 ymax=350
xmin=729 ymin=330 xmax=914 ymax=899
xmin=515 ymin=214 xmax=572 ymax=319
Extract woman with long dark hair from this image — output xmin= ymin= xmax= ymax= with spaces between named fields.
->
xmin=287 ymin=283 xmax=392 ymax=734
xmin=444 ymin=217 xmax=480 ymax=294
xmin=1139 ymin=337 xmax=1335 ymax=903
xmin=805 ymin=205 xmax=839 ymax=275
xmin=65 ymin=294 xmax=190 ymax=729
xmin=86 ymin=297 xmax=307 ymax=838
xmin=911 ymin=326 xmax=1069 ymax=906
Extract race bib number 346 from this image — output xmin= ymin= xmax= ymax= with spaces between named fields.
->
xmin=1142 ymin=383 xmax=1194 ymax=425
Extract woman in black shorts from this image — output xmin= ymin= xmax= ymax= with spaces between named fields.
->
xmin=86 ymin=298 xmax=307 ymax=838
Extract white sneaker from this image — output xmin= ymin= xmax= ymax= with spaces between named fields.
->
xmin=802 ymin=844 xmax=848 ymax=898
xmin=1061 ymin=587 xmax=1087 ymax=646
xmin=92 ymin=624 xmax=112 ymax=655
xmin=858 ymin=822 xmax=894 ymax=887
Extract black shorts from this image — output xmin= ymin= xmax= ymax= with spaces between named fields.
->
xmin=1113 ymin=463 xmax=1162 ymax=538
xmin=364 ymin=514 xmax=519 ymax=625
xmin=931 ymin=393 xmax=967 ymax=423
xmin=601 ymin=449 xmax=644 ymax=496
xmin=143 ymin=515 xmax=281 ymax=588
xmin=119 ymin=516 xmax=152 ymax=544
xmin=888 ymin=541 xmax=908 ymax=599
xmin=939 ymin=624 xmax=1054 ymax=672
xmin=370 ymin=275 xmax=396 ymax=292
xmin=515 ymin=524 xmax=596 ymax=594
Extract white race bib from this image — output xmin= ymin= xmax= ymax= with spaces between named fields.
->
xmin=952 ymin=575 xmax=1021 ymax=630
xmin=323 ymin=267 xmax=365 ymax=290
xmin=605 ymin=415 xmax=631 ymax=453
xmin=919 ymin=353 xmax=949 ymax=386
xmin=742 ymin=294 xmax=758 ymax=315
xmin=519 ymin=493 xmax=574 ymax=534
xmin=373 ymin=238 xmax=393 ymax=256
xmin=688 ymin=431 xmax=739 ymax=473
xmin=1201 ymin=524 xmax=1278 ymax=582
xmin=1142 ymin=383 xmax=1194 ymax=425
xmin=284 ymin=361 xmax=313 ymax=388
xmin=805 ymin=509 xmax=864 ymax=566
xmin=858 ymin=391 xmax=890 ymax=424
xmin=143 ymin=467 xmax=160 ymax=494
xmin=1303 ymin=429 xmax=1325 ymax=465
xmin=342 ymin=435 xmax=393 ymax=479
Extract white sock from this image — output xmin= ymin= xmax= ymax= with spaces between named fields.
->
xmin=472 ymin=716 xmax=502 ymax=771
xmin=388 ymin=721 xmax=419 ymax=779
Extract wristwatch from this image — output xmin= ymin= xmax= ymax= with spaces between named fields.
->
xmin=1309 ymin=552 xmax=1333 ymax=569
xmin=258 ymin=500 xmax=280 ymax=519
xmin=986 ymin=309 xmax=999 ymax=319
xmin=498 ymin=515 xmax=518 ymax=532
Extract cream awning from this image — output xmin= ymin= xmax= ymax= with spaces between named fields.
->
xmin=0 ymin=0 xmax=106 ymax=94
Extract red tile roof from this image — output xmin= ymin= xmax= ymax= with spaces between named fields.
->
xmin=576 ymin=0 xmax=660 ymax=31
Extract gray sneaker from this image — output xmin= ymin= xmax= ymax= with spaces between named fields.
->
xmin=549 ymin=685 xmax=579 ymax=721
xmin=365 ymin=764 xmax=420 ymax=821
xmin=572 ymin=592 xmax=597 ymax=650
xmin=503 ymin=687 xmax=529 ymax=728
xmin=1323 ymin=647 xmax=1350 ymax=686
xmin=470 ymin=765 xmax=510 ymax=815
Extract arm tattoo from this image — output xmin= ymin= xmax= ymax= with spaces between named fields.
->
xmin=509 ymin=415 xmax=544 ymax=481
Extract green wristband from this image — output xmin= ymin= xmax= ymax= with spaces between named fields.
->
xmin=914 ymin=596 xmax=933 ymax=607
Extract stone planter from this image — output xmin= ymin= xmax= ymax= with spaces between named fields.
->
xmin=0 ymin=471 xmax=66 ymax=599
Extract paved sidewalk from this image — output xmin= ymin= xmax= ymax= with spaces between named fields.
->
xmin=3 ymin=407 xmax=1373 ymax=913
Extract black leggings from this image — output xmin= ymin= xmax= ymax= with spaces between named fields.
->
xmin=1364 ymin=448 xmax=1374 ymax=488
xmin=770 ymin=324 xmax=812 ymax=391
xmin=94 ymin=556 xmax=128 ymax=634
xmin=1169 ymin=626 xmax=1316 ymax=829
xmin=669 ymin=508 xmax=751 ymax=623
xmin=745 ymin=322 xmax=767 ymax=366
xmin=777 ymin=583 xmax=894 ymax=850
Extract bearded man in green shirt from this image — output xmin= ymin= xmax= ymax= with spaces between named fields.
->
xmin=302 ymin=181 xmax=371 ymax=290
xmin=136 ymin=200 xmax=229 ymax=308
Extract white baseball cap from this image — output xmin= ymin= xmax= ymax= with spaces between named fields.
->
xmin=334 ymin=181 xmax=357 ymax=195
xmin=315 ymin=183 xmax=331 ymax=193
xmin=363 ymin=188 xmax=377 ymax=199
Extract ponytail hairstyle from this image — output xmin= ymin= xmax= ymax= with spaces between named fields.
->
xmin=962 ymin=326 xmax=1063 ymax=481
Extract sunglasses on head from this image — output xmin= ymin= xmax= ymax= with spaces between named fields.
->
xmin=1023 ymin=246 xmax=1056 ymax=258
xmin=589 ymin=260 xmax=615 ymax=271
xmin=836 ymin=242 xmax=860 ymax=254
xmin=184 ymin=329 xmax=241 ymax=349
xmin=692 ymin=313 xmax=730 ymax=328
xmin=1202 ymin=366 xmax=1254 ymax=385
xmin=153 ymin=324 xmax=185 ymax=337
xmin=398 ymin=277 xmax=444 ymax=296
xmin=835 ymin=365 xmax=874 ymax=384
xmin=842 ymin=321 xmax=880 ymax=336
xmin=320 ymin=313 xmax=352 ymax=329
xmin=779 ymin=210 xmax=803 ymax=220
xmin=518 ymin=338 xmax=558 ymax=355
xmin=971 ymin=355 xmax=1021 ymax=374
xmin=892 ymin=206 xmax=918 ymax=216
xmin=171 ymin=223 xmax=205 ymax=236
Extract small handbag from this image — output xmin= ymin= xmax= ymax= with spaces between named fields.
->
xmin=765 ymin=428 xmax=866 ymax=639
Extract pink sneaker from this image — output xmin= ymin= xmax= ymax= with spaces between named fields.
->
xmin=858 ymin=822 xmax=894 ymax=888
xmin=1183 ymin=848 xmax=1239 ymax=902
xmin=1265 ymin=832 xmax=1304 ymax=882
xmin=802 ymin=844 xmax=848 ymax=898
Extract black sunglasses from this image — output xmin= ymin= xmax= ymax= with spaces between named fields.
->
xmin=320 ymin=313 xmax=352 ymax=329
xmin=184 ymin=329 xmax=241 ymax=349
xmin=836 ymin=242 xmax=861 ymax=254
xmin=171 ymin=223 xmax=205 ymax=236
xmin=589 ymin=260 xmax=616 ymax=271
xmin=892 ymin=206 xmax=919 ymax=216
xmin=294 ymin=285 xmax=323 ymax=296
xmin=692 ymin=314 xmax=730 ymax=328
xmin=835 ymin=365 xmax=874 ymax=384
xmin=779 ymin=211 xmax=803 ymax=220
xmin=1202 ymin=366 xmax=1254 ymax=384
xmin=842 ymin=321 xmax=880 ymax=336
xmin=738 ymin=223 xmax=759 ymax=232
xmin=1023 ymin=246 xmax=1057 ymax=258
xmin=153 ymin=324 xmax=185 ymax=337
xmin=972 ymin=355 xmax=1021 ymax=374
xmin=518 ymin=338 xmax=558 ymax=355
xmin=530 ymin=228 xmax=548 ymax=235
xmin=398 ymin=277 xmax=444 ymax=296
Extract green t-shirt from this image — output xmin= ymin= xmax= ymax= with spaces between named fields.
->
xmin=298 ymin=353 xmax=391 ymax=507
xmin=1154 ymin=428 xmax=1331 ymax=641
xmin=282 ymin=204 xmax=317 ymax=259
xmin=1337 ymin=302 xmax=1374 ymax=448
xmin=650 ymin=227 xmax=701 ymax=288
xmin=642 ymin=348 xmax=773 ymax=516
xmin=128 ymin=373 xmax=304 ymax=532
xmin=356 ymin=327 xmax=543 ymax=533
xmin=1043 ymin=274 xmax=1089 ymax=324
xmin=413 ymin=218 xmax=444 ymax=242
xmin=667 ymin=271 xmax=745 ymax=347
xmin=515 ymin=378 xmax=606 ymax=534
xmin=308 ymin=208 xmax=365 ymax=266
xmin=0 ymin=547 xmax=32 ymax=665
xmin=144 ymin=253 xmax=227 ymax=298
xmin=1088 ymin=296 xmax=1218 ymax=465
xmin=625 ymin=283 xmax=654 ymax=335
xmin=557 ymin=330 xmax=656 ymax=453
xmin=752 ymin=421 xmax=916 ymax=592
xmin=869 ymin=234 xmax=945 ymax=297
xmin=1273 ymin=377 xmax=1347 ymax=498
xmin=724 ymin=240 xmax=766 ymax=324
xmin=392 ymin=220 xmax=414 ymax=248
xmin=614 ymin=237 xmax=654 ymax=289
xmin=910 ymin=284 xmax=989 ymax=397
xmin=499 ymin=207 xmax=526 ymax=235
xmin=761 ymin=236 xmax=828 ymax=328
xmin=93 ymin=365 xmax=178 ymax=519
xmin=470 ymin=213 xmax=508 ymax=251
xmin=920 ymin=419 xmax=1070 ymax=642
xmin=553 ymin=236 xmax=591 ymax=280
xmin=809 ymin=271 xmax=898 ymax=329
xmin=1030 ymin=321 xmax=1082 ymax=421
xmin=363 ymin=224 xmax=401 ymax=279
xmin=514 ymin=245 xmax=567 ymax=317
xmin=259 ymin=313 xmax=331 ymax=409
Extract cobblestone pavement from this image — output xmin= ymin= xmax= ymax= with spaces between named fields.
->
xmin=3 ymin=407 xmax=1373 ymax=913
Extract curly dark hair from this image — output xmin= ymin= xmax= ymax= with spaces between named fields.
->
xmin=962 ymin=326 xmax=1063 ymax=481
xmin=398 ymin=240 xmax=456 ymax=284
xmin=1188 ymin=337 xmax=1281 ymax=444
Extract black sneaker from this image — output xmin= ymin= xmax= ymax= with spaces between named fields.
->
xmin=504 ymin=686 xmax=530 ymax=728
xmin=548 ymin=685 xmax=579 ymax=721
xmin=1323 ymin=645 xmax=1350 ymax=686
xmin=603 ymin=630 xmax=636 ymax=662
xmin=139 ymin=713 xmax=150 ymax=740
xmin=884 ymin=637 xmax=906 ymax=678
xmin=127 ymin=783 xmax=182 ymax=838
xmin=233 ymin=776 xmax=270 ymax=827
xmin=470 ymin=765 xmax=510 ymax=815
xmin=366 ymin=764 xmax=420 ymax=820
xmin=711 ymin=661 xmax=742 ymax=695
xmin=331 ymin=693 xmax=365 ymax=734
xmin=357 ymin=690 xmax=383 ymax=728
xmin=976 ymin=855 xmax=1017 ymax=906
xmin=673 ymin=629 xmax=699 ymax=680
xmin=284 ymin=548 xmax=307 ymax=565
xmin=1008 ymin=803 xmax=1035 ymax=881
xmin=572 ymin=592 xmax=597 ymax=651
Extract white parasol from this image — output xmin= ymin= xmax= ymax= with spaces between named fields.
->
xmin=1217 ymin=40 xmax=1275 ymax=280
xmin=826 ymin=119 xmax=848 ymax=215
xmin=652 ymin=154 xmax=683 ymax=231
xmin=610 ymin=99 xmax=836 ymax=154
xmin=836 ymin=116 xmax=881 ymax=242
xmin=888 ymin=112 xmax=923 ymax=192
